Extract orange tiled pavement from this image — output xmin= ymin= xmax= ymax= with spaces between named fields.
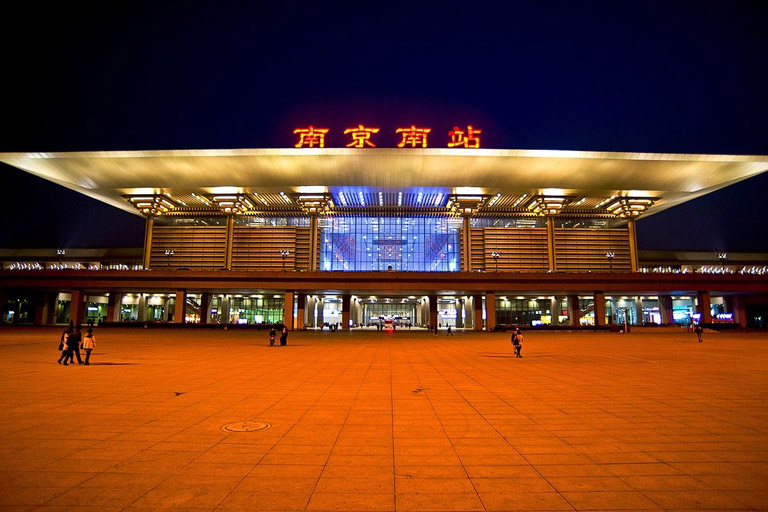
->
xmin=1 ymin=326 xmax=767 ymax=511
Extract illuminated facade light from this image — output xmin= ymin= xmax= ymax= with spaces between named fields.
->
xmin=294 ymin=126 xmax=329 ymax=148
xmin=297 ymin=194 xmax=331 ymax=214
xmin=208 ymin=194 xmax=255 ymax=214
xmin=358 ymin=191 xmax=365 ymax=206
xmin=397 ymin=192 xmax=403 ymax=206
xmin=511 ymin=193 xmax=528 ymax=208
xmin=126 ymin=194 xmax=179 ymax=215
xmin=396 ymin=125 xmax=431 ymax=148
xmin=604 ymin=197 xmax=655 ymax=217
xmin=434 ymin=193 xmax=444 ymax=207
xmin=279 ymin=191 xmax=292 ymax=204
xmin=449 ymin=194 xmax=487 ymax=214
xmin=527 ymin=196 xmax=571 ymax=215
xmin=378 ymin=191 xmax=384 ymax=206
xmin=487 ymin=193 xmax=501 ymax=207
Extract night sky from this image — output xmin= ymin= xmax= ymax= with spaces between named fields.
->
xmin=1 ymin=2 xmax=767 ymax=251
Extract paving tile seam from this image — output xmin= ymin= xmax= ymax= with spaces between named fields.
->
xmin=398 ymin=338 xmax=497 ymax=512
xmin=115 ymin=342 xmax=375 ymax=512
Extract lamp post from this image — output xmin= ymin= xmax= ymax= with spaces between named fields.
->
xmin=165 ymin=249 xmax=174 ymax=268
xmin=490 ymin=251 xmax=501 ymax=272
xmin=606 ymin=252 xmax=615 ymax=273
xmin=57 ymin=249 xmax=66 ymax=265
xmin=280 ymin=249 xmax=290 ymax=271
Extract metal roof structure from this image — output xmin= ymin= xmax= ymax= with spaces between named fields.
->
xmin=2 ymin=148 xmax=767 ymax=219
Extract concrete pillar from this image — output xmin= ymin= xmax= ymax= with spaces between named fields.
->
xmin=143 ymin=216 xmax=154 ymax=269
xmin=46 ymin=293 xmax=57 ymax=324
xmin=69 ymin=289 xmax=86 ymax=326
xmin=456 ymin=299 xmax=464 ymax=328
xmin=107 ymin=293 xmax=120 ymax=322
xmin=162 ymin=297 xmax=170 ymax=321
xmin=593 ymin=292 xmax=606 ymax=326
xmin=485 ymin=292 xmax=496 ymax=331
xmin=221 ymin=295 xmax=231 ymax=324
xmin=283 ymin=291 xmax=295 ymax=329
xmin=173 ymin=290 xmax=186 ymax=324
xmin=472 ymin=294 xmax=483 ymax=331
xmin=546 ymin=216 xmax=556 ymax=272
xmin=659 ymin=295 xmax=673 ymax=325
xmin=200 ymin=293 xmax=211 ymax=324
xmin=627 ymin=219 xmax=639 ymax=272
xmin=696 ymin=291 xmax=712 ymax=324
xmin=297 ymin=293 xmax=307 ymax=329
xmin=567 ymin=295 xmax=580 ymax=326
xmin=316 ymin=298 xmax=324 ymax=327
xmin=137 ymin=294 xmax=148 ymax=322
xmin=726 ymin=296 xmax=747 ymax=328
xmin=0 ymin=290 xmax=6 ymax=323
xmin=341 ymin=294 xmax=351 ymax=330
xmin=428 ymin=294 xmax=438 ymax=330
xmin=634 ymin=297 xmax=644 ymax=326
xmin=225 ymin=215 xmax=235 ymax=270
xmin=352 ymin=298 xmax=362 ymax=327
xmin=550 ymin=297 xmax=560 ymax=325
xmin=35 ymin=293 xmax=51 ymax=325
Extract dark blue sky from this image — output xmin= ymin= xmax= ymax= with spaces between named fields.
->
xmin=1 ymin=1 xmax=767 ymax=250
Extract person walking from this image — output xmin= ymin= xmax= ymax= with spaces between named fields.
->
xmin=514 ymin=329 xmax=524 ymax=357
xmin=64 ymin=326 xmax=83 ymax=365
xmin=695 ymin=324 xmax=703 ymax=343
xmin=57 ymin=327 xmax=71 ymax=364
xmin=280 ymin=325 xmax=288 ymax=346
xmin=269 ymin=327 xmax=276 ymax=346
xmin=82 ymin=328 xmax=96 ymax=365
xmin=446 ymin=325 xmax=453 ymax=336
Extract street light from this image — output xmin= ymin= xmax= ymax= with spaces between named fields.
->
xmin=606 ymin=252 xmax=615 ymax=273
xmin=165 ymin=249 xmax=174 ymax=267
xmin=280 ymin=249 xmax=290 ymax=271
xmin=490 ymin=251 xmax=501 ymax=272
xmin=57 ymin=249 xmax=66 ymax=265
xmin=717 ymin=252 xmax=727 ymax=261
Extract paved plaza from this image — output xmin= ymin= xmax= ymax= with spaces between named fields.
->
xmin=0 ymin=326 xmax=767 ymax=511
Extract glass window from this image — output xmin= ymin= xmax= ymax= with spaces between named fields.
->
xmin=320 ymin=216 xmax=459 ymax=271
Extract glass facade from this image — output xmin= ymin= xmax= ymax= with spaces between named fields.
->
xmin=211 ymin=296 xmax=285 ymax=324
xmin=496 ymin=298 xmax=554 ymax=326
xmin=362 ymin=303 xmax=416 ymax=326
xmin=320 ymin=216 xmax=460 ymax=271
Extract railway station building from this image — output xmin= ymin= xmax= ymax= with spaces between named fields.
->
xmin=2 ymin=148 xmax=768 ymax=330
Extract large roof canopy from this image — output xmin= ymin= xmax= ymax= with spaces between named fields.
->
xmin=2 ymin=148 xmax=767 ymax=219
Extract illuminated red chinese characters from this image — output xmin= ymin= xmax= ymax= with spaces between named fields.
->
xmin=448 ymin=125 xmax=481 ymax=149
xmin=344 ymin=125 xmax=380 ymax=148
xmin=294 ymin=126 xmax=329 ymax=148
xmin=293 ymin=124 xmax=482 ymax=148
xmin=396 ymin=125 xmax=431 ymax=148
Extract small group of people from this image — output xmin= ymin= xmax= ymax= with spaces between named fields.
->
xmin=510 ymin=327 xmax=524 ymax=357
xmin=57 ymin=323 xmax=96 ymax=365
xmin=268 ymin=325 xmax=289 ymax=346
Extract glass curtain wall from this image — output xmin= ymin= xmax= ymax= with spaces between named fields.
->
xmin=496 ymin=298 xmax=552 ymax=326
xmin=228 ymin=297 xmax=285 ymax=324
xmin=362 ymin=303 xmax=416 ymax=326
xmin=320 ymin=216 xmax=460 ymax=271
